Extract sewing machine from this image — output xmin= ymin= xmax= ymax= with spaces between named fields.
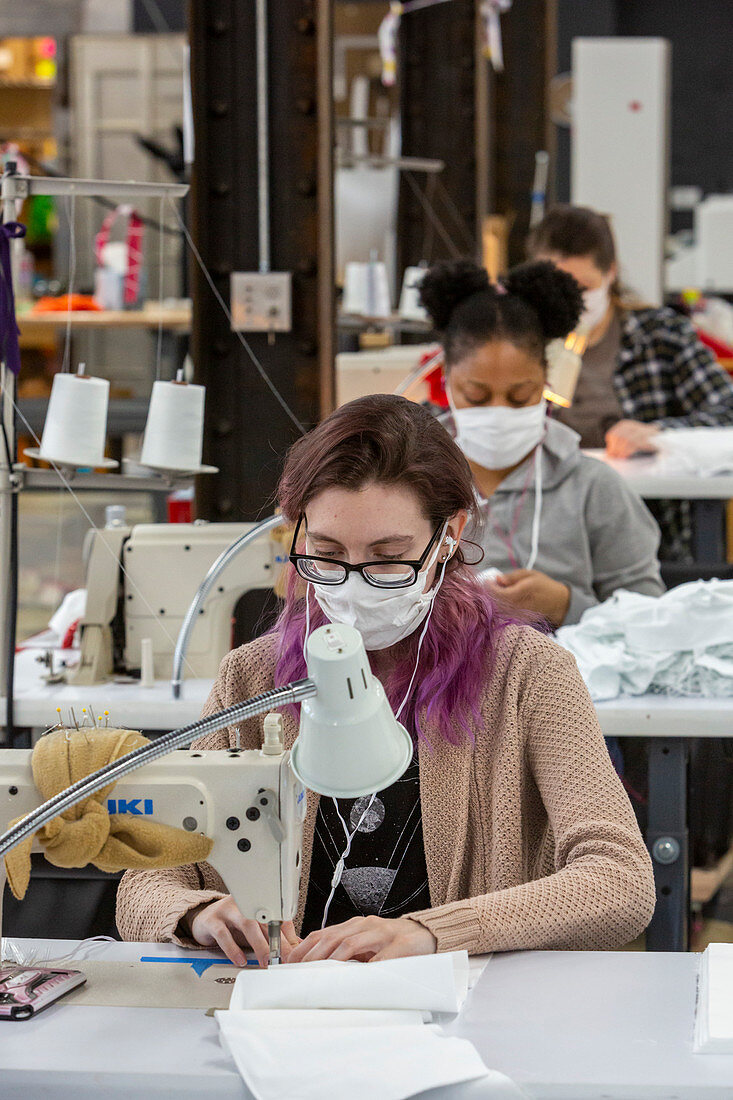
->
xmin=0 ymin=719 xmax=304 ymax=964
xmin=0 ymin=623 xmax=411 ymax=965
xmin=71 ymin=521 xmax=287 ymax=685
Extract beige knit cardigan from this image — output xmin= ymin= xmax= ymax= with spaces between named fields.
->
xmin=116 ymin=625 xmax=655 ymax=953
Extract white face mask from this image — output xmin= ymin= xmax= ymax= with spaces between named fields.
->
xmin=310 ymin=524 xmax=449 ymax=651
xmin=448 ymin=391 xmax=547 ymax=470
xmin=579 ymin=279 xmax=611 ymax=332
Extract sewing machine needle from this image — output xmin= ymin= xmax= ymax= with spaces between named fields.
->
xmin=267 ymin=921 xmax=282 ymax=966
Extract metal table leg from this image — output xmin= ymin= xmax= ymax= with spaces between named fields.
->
xmin=645 ymin=737 xmax=689 ymax=951
xmin=692 ymin=500 xmax=726 ymax=564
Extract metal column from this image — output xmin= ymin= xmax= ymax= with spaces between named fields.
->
xmin=396 ymin=0 xmax=483 ymax=269
xmin=189 ymin=0 xmax=334 ymax=521
xmin=646 ymin=737 xmax=689 ymax=951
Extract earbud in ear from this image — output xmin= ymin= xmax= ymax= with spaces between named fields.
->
xmin=445 ymin=535 xmax=457 ymax=552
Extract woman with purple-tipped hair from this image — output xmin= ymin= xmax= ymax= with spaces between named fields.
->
xmin=117 ymin=395 xmax=655 ymax=965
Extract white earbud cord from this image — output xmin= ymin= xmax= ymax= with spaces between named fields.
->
xmin=321 ymin=794 xmax=377 ymax=929
xmin=319 ymin=527 xmax=452 ymax=929
xmin=525 ymin=441 xmax=544 ymax=571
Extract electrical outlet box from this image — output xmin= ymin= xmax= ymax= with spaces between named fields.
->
xmin=230 ymin=272 xmax=292 ymax=333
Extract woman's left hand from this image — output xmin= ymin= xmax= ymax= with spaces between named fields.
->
xmin=605 ymin=419 xmax=660 ymax=458
xmin=491 ymin=569 xmax=570 ymax=626
xmin=287 ymin=915 xmax=437 ymax=964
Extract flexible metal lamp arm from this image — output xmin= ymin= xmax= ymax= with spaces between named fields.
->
xmin=0 ymin=678 xmax=316 ymax=861
xmin=171 ymin=513 xmax=283 ymax=700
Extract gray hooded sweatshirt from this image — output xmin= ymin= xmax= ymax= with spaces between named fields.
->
xmin=444 ymin=415 xmax=664 ymax=625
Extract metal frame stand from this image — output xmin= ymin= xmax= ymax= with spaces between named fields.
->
xmin=0 ymin=169 xmax=188 ymax=726
xmin=645 ymin=737 xmax=689 ymax=951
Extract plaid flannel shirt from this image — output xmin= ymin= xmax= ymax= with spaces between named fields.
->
xmin=613 ymin=308 xmax=733 ymax=561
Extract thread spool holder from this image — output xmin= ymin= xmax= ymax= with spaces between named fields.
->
xmin=0 ymin=168 xmax=190 ymax=735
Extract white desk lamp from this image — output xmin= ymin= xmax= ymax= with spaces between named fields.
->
xmin=0 ymin=624 xmax=411 ymax=965
xmin=293 ymin=624 xmax=412 ymax=798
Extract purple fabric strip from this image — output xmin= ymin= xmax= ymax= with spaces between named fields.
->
xmin=0 ymin=221 xmax=27 ymax=376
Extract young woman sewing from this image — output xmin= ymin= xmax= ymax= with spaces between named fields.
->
xmin=117 ymin=395 xmax=655 ymax=965
xmin=526 ymin=204 xmax=733 ymax=560
xmin=418 ymin=258 xmax=664 ymax=627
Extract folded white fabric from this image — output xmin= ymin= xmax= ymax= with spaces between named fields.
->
xmin=228 ymin=951 xmax=469 ymax=1014
xmin=694 ymin=942 xmax=733 ymax=1053
xmin=219 ymin=1008 xmax=428 ymax=1028
xmin=217 ymin=1018 xmax=515 ymax=1100
xmin=555 ymin=580 xmax=733 ymax=701
xmin=656 ymin=427 xmax=733 ymax=477
xmin=214 ymin=952 xmax=522 ymax=1100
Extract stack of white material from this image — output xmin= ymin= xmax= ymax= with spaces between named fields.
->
xmin=694 ymin=943 xmax=733 ymax=1053
xmin=555 ymin=580 xmax=733 ymax=701
xmin=655 ymin=427 xmax=733 ymax=477
xmin=216 ymin=951 xmax=524 ymax=1100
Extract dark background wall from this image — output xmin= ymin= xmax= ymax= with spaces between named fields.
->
xmin=555 ymin=0 xmax=733 ymax=226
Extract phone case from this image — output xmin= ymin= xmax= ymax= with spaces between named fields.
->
xmin=0 ymin=964 xmax=86 ymax=1019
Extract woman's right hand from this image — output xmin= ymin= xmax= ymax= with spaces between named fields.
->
xmin=187 ymin=895 xmax=300 ymax=967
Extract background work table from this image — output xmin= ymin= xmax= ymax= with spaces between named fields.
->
xmin=1 ymin=939 xmax=732 ymax=1098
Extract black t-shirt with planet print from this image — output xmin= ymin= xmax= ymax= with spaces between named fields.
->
xmin=301 ymin=753 xmax=431 ymax=937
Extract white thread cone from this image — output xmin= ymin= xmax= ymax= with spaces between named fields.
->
xmin=140 ymin=380 xmax=216 ymax=473
xmin=28 ymin=372 xmax=116 ymax=469
xmin=398 ymin=266 xmax=428 ymax=321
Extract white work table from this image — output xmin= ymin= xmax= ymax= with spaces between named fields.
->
xmin=3 ymin=646 xmax=211 ymax=731
xmin=1 ymin=938 xmax=732 ymax=1098
xmin=583 ymin=448 xmax=733 ymax=563
xmin=594 ymin=693 xmax=733 ymax=738
xmin=596 ymin=694 xmax=733 ymax=953
xmin=583 ymin=448 xmax=733 ymax=499
xmin=10 ymin=645 xmax=732 ymax=740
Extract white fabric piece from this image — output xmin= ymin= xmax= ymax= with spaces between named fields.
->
xmin=48 ymin=588 xmax=87 ymax=642
xmin=218 ymin=1009 xmax=429 ymax=1028
xmin=655 ymin=427 xmax=733 ymax=477
xmin=217 ymin=1019 xmax=502 ymax=1100
xmin=555 ymin=580 xmax=733 ymax=700
xmin=694 ymin=943 xmax=733 ymax=1053
xmin=228 ymin=951 xmax=469 ymax=1014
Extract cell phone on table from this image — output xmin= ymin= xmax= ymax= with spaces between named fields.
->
xmin=0 ymin=964 xmax=86 ymax=1019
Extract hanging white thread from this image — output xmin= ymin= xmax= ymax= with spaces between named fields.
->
xmin=62 ymin=193 xmax=77 ymax=374
xmin=156 ymin=195 xmax=165 ymax=381
xmin=525 ymin=443 xmax=544 ymax=571
xmin=166 ymin=196 xmax=306 ymax=436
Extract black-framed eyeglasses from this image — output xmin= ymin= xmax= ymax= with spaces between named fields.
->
xmin=289 ymin=515 xmax=444 ymax=589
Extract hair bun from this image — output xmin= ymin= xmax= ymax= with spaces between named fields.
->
xmin=417 ymin=260 xmax=491 ymax=331
xmin=502 ymin=260 xmax=583 ymax=340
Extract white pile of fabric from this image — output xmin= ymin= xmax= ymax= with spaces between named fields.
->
xmin=555 ymin=580 xmax=733 ymax=701
xmin=216 ymin=951 xmax=526 ymax=1100
xmin=655 ymin=427 xmax=733 ymax=476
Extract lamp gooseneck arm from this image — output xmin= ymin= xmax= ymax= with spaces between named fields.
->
xmin=0 ymin=678 xmax=316 ymax=861
xmin=171 ymin=514 xmax=283 ymax=700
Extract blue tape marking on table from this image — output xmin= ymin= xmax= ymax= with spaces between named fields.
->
xmin=140 ymin=955 xmax=259 ymax=976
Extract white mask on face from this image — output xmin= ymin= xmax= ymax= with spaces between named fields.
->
xmin=447 ymin=389 xmax=547 ymax=471
xmin=310 ymin=523 xmax=450 ymax=651
xmin=579 ymin=279 xmax=611 ymax=332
